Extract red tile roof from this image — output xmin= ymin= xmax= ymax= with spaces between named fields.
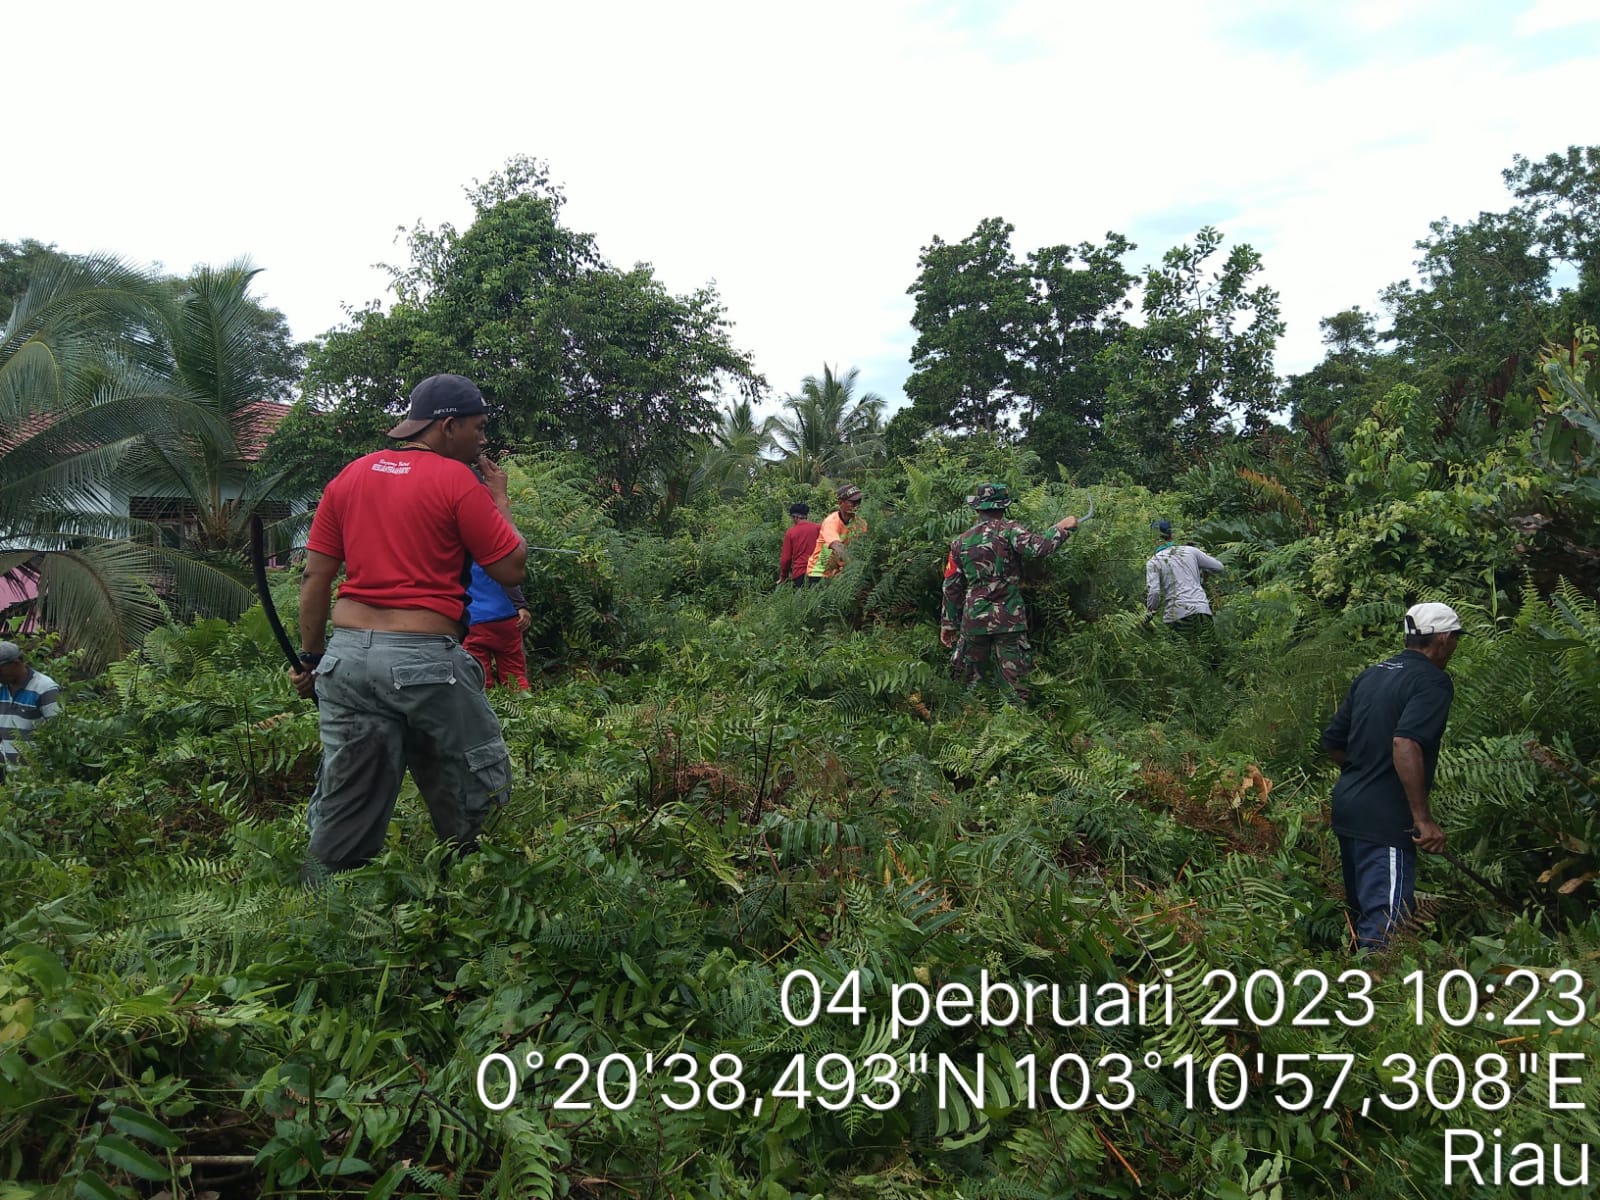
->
xmin=0 ymin=411 xmax=58 ymax=455
xmin=234 ymin=400 xmax=290 ymax=462
xmin=1 ymin=400 xmax=290 ymax=461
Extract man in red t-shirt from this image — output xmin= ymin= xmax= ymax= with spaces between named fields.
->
xmin=777 ymin=502 xmax=822 ymax=587
xmin=292 ymin=374 xmax=529 ymax=876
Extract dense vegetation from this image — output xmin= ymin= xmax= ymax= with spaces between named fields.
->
xmin=3 ymin=148 xmax=1600 ymax=1198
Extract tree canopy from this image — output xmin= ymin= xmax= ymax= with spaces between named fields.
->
xmin=266 ymin=157 xmax=762 ymax=520
xmin=1102 ymin=225 xmax=1285 ymax=486
xmin=901 ymin=221 xmax=1134 ymax=477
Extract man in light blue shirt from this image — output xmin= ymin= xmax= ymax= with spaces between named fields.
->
xmin=1145 ymin=520 xmax=1224 ymax=629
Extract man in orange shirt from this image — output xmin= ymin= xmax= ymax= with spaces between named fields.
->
xmin=805 ymin=484 xmax=867 ymax=582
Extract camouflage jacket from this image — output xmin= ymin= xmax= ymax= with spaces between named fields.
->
xmin=941 ymin=518 xmax=1071 ymax=635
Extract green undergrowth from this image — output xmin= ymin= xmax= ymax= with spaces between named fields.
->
xmin=4 ymin=456 xmax=1600 ymax=1199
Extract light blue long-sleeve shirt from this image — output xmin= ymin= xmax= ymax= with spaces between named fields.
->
xmin=1145 ymin=543 xmax=1224 ymax=622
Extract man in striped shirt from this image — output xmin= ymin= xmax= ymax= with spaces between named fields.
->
xmin=0 ymin=641 xmax=62 ymax=779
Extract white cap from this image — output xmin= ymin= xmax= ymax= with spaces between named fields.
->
xmin=1404 ymin=602 xmax=1462 ymax=636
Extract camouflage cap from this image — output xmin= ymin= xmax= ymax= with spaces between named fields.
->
xmin=967 ymin=482 xmax=1012 ymax=511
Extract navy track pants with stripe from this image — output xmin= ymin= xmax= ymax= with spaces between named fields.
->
xmin=1338 ymin=835 xmax=1417 ymax=950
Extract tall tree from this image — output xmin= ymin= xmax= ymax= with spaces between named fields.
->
xmin=269 ymin=156 xmax=761 ymax=520
xmin=697 ymin=399 xmax=775 ymax=496
xmin=1504 ymin=145 xmax=1600 ymax=340
xmin=121 ymin=261 xmax=303 ymax=558
xmin=901 ymin=220 xmax=1134 ymax=475
xmin=0 ymin=239 xmax=58 ymax=321
xmin=544 ymin=265 xmax=757 ymax=508
xmin=903 ymin=218 xmax=1033 ymax=434
xmin=1381 ymin=209 xmax=1552 ymax=434
xmin=1102 ymin=226 xmax=1285 ymax=485
xmin=1283 ymin=307 xmax=1389 ymax=430
xmin=1017 ymin=234 xmax=1135 ymax=475
xmin=771 ymin=364 xmax=884 ymax=483
xmin=1505 ymin=146 xmax=1600 ymax=281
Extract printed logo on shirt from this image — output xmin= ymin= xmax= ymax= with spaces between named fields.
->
xmin=371 ymin=458 xmax=413 ymax=475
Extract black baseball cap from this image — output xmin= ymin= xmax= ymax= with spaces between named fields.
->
xmin=387 ymin=374 xmax=491 ymax=439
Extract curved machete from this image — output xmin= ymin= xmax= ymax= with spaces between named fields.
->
xmin=250 ymin=513 xmax=305 ymax=677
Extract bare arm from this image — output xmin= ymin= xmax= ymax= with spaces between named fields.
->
xmin=483 ymin=545 xmax=529 ymax=586
xmin=477 ymin=455 xmax=530 ymax=585
xmin=1393 ymin=736 xmax=1445 ymax=852
xmin=298 ymin=550 xmax=340 ymax=655
xmin=1326 ymin=747 xmax=1346 ymax=767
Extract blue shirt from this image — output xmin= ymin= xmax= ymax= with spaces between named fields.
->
xmin=466 ymin=562 xmax=518 ymax=626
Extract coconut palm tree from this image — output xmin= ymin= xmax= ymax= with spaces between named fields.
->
xmin=122 ymin=260 xmax=302 ymax=558
xmin=0 ymin=252 xmax=240 ymax=664
xmin=698 ymin=399 xmax=775 ymax=496
xmin=770 ymin=364 xmax=885 ymax=483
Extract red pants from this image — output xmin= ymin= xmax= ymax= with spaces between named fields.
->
xmin=464 ymin=616 xmax=530 ymax=690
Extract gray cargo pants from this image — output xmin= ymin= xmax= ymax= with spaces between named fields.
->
xmin=305 ymin=628 xmax=513 ymax=873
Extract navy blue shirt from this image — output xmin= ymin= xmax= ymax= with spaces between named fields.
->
xmin=1322 ymin=650 xmax=1455 ymax=848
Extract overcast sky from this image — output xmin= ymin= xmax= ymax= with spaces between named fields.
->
xmin=9 ymin=0 xmax=1600 ymax=414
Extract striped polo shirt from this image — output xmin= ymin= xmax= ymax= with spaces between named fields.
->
xmin=1 ymin=669 xmax=62 ymax=763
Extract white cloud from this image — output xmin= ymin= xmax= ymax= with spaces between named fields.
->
xmin=7 ymin=0 xmax=1596 ymax=411
xmin=1514 ymin=0 xmax=1600 ymax=35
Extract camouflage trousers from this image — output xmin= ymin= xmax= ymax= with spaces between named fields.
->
xmin=950 ymin=631 xmax=1034 ymax=704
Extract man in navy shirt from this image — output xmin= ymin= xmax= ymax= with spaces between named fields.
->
xmin=1322 ymin=603 xmax=1463 ymax=950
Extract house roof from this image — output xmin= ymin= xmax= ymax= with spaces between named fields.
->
xmin=0 ymin=570 xmax=41 ymax=634
xmin=1 ymin=399 xmax=292 ymax=462
xmin=235 ymin=400 xmax=291 ymax=462
xmin=0 ymin=573 xmax=38 ymax=606
xmin=0 ymin=411 xmax=56 ymax=455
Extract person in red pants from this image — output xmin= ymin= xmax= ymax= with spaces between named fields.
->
xmin=464 ymin=560 xmax=532 ymax=690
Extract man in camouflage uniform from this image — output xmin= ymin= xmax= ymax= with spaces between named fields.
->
xmin=940 ymin=483 xmax=1079 ymax=704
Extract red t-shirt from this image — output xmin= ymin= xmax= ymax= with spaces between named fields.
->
xmin=779 ymin=520 xmax=822 ymax=581
xmin=307 ymin=448 xmax=523 ymax=623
